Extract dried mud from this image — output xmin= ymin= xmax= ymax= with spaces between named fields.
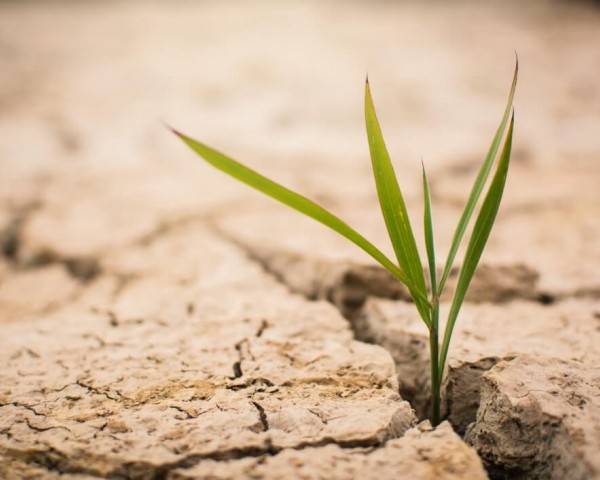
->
xmin=1 ymin=1 xmax=600 ymax=478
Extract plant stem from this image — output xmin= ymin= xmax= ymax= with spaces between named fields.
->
xmin=429 ymin=299 xmax=441 ymax=426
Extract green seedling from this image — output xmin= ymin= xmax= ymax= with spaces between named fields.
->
xmin=171 ymin=62 xmax=517 ymax=426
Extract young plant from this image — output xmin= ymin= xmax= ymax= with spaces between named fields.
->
xmin=171 ymin=62 xmax=517 ymax=426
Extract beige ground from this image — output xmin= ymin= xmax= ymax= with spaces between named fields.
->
xmin=1 ymin=1 xmax=599 ymax=479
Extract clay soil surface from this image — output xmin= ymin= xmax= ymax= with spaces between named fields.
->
xmin=1 ymin=1 xmax=599 ymax=479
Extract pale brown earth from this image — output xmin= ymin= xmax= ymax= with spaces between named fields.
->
xmin=467 ymin=356 xmax=600 ymax=480
xmin=1 ymin=1 xmax=600 ymax=479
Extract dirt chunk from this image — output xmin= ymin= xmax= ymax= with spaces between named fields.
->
xmin=355 ymin=298 xmax=600 ymax=427
xmin=0 ymin=230 xmax=416 ymax=478
xmin=466 ymin=356 xmax=600 ymax=480
xmin=169 ymin=421 xmax=487 ymax=480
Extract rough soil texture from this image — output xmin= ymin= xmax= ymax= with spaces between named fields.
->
xmin=466 ymin=356 xmax=600 ymax=480
xmin=351 ymin=298 xmax=600 ymax=426
xmin=1 ymin=0 xmax=600 ymax=478
xmin=170 ymin=422 xmax=487 ymax=480
xmin=0 ymin=225 xmax=417 ymax=478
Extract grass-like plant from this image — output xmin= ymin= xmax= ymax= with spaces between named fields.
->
xmin=171 ymin=62 xmax=517 ymax=426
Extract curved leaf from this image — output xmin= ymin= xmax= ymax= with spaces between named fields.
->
xmin=422 ymin=162 xmax=437 ymax=300
xmin=438 ymin=113 xmax=515 ymax=381
xmin=365 ymin=79 xmax=430 ymax=323
xmin=437 ymin=59 xmax=518 ymax=294
xmin=171 ymin=128 xmax=430 ymax=310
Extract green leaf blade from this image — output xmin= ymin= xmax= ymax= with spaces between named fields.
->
xmin=365 ymin=79 xmax=430 ymax=322
xmin=438 ymin=112 xmax=515 ymax=381
xmin=171 ymin=128 xmax=430 ymax=310
xmin=437 ymin=60 xmax=518 ymax=295
xmin=422 ymin=163 xmax=437 ymax=300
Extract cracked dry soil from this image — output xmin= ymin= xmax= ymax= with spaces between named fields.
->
xmin=1 ymin=1 xmax=600 ymax=479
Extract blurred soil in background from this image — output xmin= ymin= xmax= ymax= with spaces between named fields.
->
xmin=0 ymin=1 xmax=599 ymax=479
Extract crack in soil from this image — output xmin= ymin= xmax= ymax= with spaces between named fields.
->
xmin=24 ymin=419 xmax=71 ymax=434
xmin=75 ymin=379 xmax=125 ymax=403
xmin=0 ymin=401 xmax=44 ymax=417
xmin=250 ymin=401 xmax=270 ymax=432
xmin=0 ymin=203 xmax=102 ymax=282
xmin=0 ymin=230 xmax=416 ymax=477
xmin=221 ymin=229 xmax=600 ymax=306
xmin=0 ymin=202 xmax=40 ymax=261
xmin=230 ymin=339 xmax=246 ymax=380
xmin=214 ymin=233 xmax=575 ymax=477
xmin=7 ymin=222 xmax=584 ymax=478
xmin=229 ymin=322 xmax=268 ymax=382
xmin=5 ymin=425 xmax=390 ymax=480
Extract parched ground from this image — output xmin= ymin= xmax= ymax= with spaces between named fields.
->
xmin=1 ymin=1 xmax=599 ymax=479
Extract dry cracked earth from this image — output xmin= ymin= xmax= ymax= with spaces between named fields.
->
xmin=1 ymin=1 xmax=599 ymax=479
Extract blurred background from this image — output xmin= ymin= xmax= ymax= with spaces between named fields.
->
xmin=2 ymin=0 xmax=600 ymax=168
xmin=1 ymin=0 xmax=599 ymax=319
